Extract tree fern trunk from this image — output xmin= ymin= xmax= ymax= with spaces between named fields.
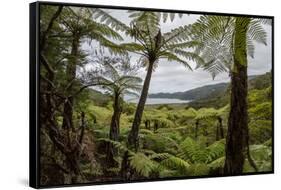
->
xmin=120 ymin=60 xmax=154 ymax=179
xmin=219 ymin=117 xmax=224 ymax=139
xmin=106 ymin=93 xmax=121 ymax=169
xmin=62 ymin=34 xmax=79 ymax=130
xmin=224 ymin=17 xmax=250 ymax=175
xmin=216 ymin=116 xmax=224 ymax=140
xmin=216 ymin=122 xmax=220 ymax=141
xmin=128 ymin=60 xmax=154 ymax=151
xmin=195 ymin=120 xmax=199 ymax=140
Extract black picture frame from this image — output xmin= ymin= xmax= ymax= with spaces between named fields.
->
xmin=30 ymin=1 xmax=274 ymax=188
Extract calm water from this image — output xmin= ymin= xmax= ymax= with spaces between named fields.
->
xmin=126 ymin=98 xmax=190 ymax=105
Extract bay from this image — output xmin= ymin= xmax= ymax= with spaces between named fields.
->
xmin=126 ymin=97 xmax=191 ymax=105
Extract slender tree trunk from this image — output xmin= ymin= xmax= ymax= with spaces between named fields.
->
xmin=61 ymin=34 xmax=83 ymax=182
xmin=66 ymin=111 xmax=86 ymax=183
xmin=216 ymin=116 xmax=224 ymax=140
xmin=62 ymin=34 xmax=80 ymax=130
xmin=195 ymin=119 xmax=199 ymax=140
xmin=216 ymin=123 xmax=220 ymax=141
xmin=145 ymin=120 xmax=150 ymax=130
xmin=218 ymin=116 xmax=224 ymax=139
xmin=154 ymin=121 xmax=159 ymax=133
xmin=106 ymin=93 xmax=121 ymax=168
xmin=120 ymin=59 xmax=155 ymax=179
xmin=40 ymin=6 xmax=63 ymax=51
xmin=224 ymin=18 xmax=250 ymax=175
xmin=128 ymin=60 xmax=155 ymax=151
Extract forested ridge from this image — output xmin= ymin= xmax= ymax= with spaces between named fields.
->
xmin=149 ymin=72 xmax=271 ymax=108
xmin=39 ymin=5 xmax=272 ymax=186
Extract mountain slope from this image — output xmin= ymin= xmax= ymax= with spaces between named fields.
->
xmin=149 ymin=82 xmax=228 ymax=100
xmin=149 ymin=72 xmax=272 ymax=108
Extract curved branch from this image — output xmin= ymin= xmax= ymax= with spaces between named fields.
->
xmin=40 ymin=5 xmax=63 ymax=51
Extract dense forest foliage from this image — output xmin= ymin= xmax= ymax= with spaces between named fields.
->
xmin=39 ymin=5 xmax=272 ymax=186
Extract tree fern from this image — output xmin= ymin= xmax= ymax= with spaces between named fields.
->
xmin=60 ymin=7 xmax=126 ymax=55
xmin=192 ymin=15 xmax=270 ymax=78
xmin=100 ymin=10 xmax=205 ymax=73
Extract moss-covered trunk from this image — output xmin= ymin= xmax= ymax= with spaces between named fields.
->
xmin=106 ymin=93 xmax=121 ymax=168
xmin=195 ymin=119 xmax=199 ymax=140
xmin=224 ymin=17 xmax=250 ymax=175
xmin=216 ymin=116 xmax=224 ymax=140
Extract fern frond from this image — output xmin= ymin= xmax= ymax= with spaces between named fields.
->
xmin=163 ymin=25 xmax=191 ymax=44
xmin=208 ymin=156 xmax=225 ymax=169
xmin=129 ymin=11 xmax=160 ymax=38
xmin=160 ymin=155 xmax=190 ymax=173
xmin=140 ymin=128 xmax=154 ymax=135
xmin=92 ymin=8 xmax=129 ymax=31
xmin=206 ymin=140 xmax=225 ymax=163
xmin=160 ymin=51 xmax=192 ymax=70
xmin=195 ymin=108 xmax=218 ymax=120
xmin=97 ymin=138 xmax=129 ymax=152
xmin=247 ymin=37 xmax=255 ymax=58
xmin=173 ymin=49 xmax=205 ymax=66
xmin=149 ymin=152 xmax=171 ymax=160
xmin=248 ymin=20 xmax=267 ymax=45
xmin=178 ymin=137 xmax=209 ymax=163
xmin=119 ymin=43 xmax=146 ymax=54
xmin=255 ymin=18 xmax=272 ymax=25
xmin=141 ymin=132 xmax=179 ymax=154
xmin=187 ymin=163 xmax=210 ymax=176
xmin=244 ymin=144 xmax=272 ymax=172
xmin=163 ymin=41 xmax=201 ymax=51
xmin=191 ymin=15 xmax=268 ymax=79
xmin=86 ymin=21 xmax=124 ymax=41
xmin=128 ymin=152 xmax=158 ymax=177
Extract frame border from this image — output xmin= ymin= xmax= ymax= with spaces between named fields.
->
xmin=29 ymin=1 xmax=274 ymax=189
xmin=30 ymin=2 xmax=40 ymax=188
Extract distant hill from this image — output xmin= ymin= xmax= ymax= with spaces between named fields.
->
xmin=149 ymin=82 xmax=228 ymax=101
xmin=248 ymin=72 xmax=272 ymax=90
xmin=149 ymin=72 xmax=272 ymax=108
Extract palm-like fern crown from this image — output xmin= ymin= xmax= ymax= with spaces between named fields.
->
xmin=191 ymin=15 xmax=270 ymax=78
xmin=194 ymin=105 xmax=229 ymax=120
xmin=93 ymin=10 xmax=204 ymax=70
xmin=86 ymin=51 xmax=143 ymax=98
xmin=58 ymin=7 xmax=127 ymax=55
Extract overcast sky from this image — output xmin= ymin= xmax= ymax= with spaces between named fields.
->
xmin=87 ymin=8 xmax=272 ymax=94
